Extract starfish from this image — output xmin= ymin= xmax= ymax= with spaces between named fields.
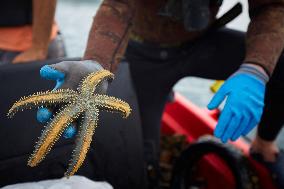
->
xmin=8 ymin=70 xmax=131 ymax=177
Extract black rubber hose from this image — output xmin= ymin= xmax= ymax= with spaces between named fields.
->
xmin=171 ymin=136 xmax=252 ymax=189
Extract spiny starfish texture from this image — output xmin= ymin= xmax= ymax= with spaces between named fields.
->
xmin=8 ymin=70 xmax=131 ymax=177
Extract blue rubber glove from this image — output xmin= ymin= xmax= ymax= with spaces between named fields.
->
xmin=207 ymin=64 xmax=268 ymax=143
xmin=36 ymin=60 xmax=107 ymax=139
xmin=36 ymin=65 xmax=77 ymax=138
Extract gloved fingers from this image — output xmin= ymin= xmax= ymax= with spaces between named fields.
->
xmin=220 ymin=113 xmax=241 ymax=143
xmin=207 ymin=86 xmax=227 ymax=110
xmin=214 ymin=106 xmax=233 ymax=139
xmin=37 ymin=66 xmax=66 ymax=124
xmin=231 ymin=114 xmax=250 ymax=141
xmin=37 ymin=107 xmax=77 ymax=139
xmin=37 ymin=107 xmax=53 ymax=123
xmin=242 ymin=119 xmax=258 ymax=136
xmin=48 ymin=61 xmax=108 ymax=93
xmin=40 ymin=65 xmax=65 ymax=90
xmin=40 ymin=65 xmax=65 ymax=81
xmin=63 ymin=123 xmax=77 ymax=139
xmin=242 ymin=103 xmax=263 ymax=127
xmin=251 ymin=109 xmax=263 ymax=122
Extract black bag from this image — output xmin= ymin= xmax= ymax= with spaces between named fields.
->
xmin=0 ymin=59 xmax=146 ymax=189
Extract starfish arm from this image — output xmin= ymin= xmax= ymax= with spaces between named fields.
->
xmin=28 ymin=103 xmax=84 ymax=167
xmin=80 ymin=70 xmax=114 ymax=95
xmin=8 ymin=89 xmax=78 ymax=118
xmin=65 ymin=110 xmax=98 ymax=177
xmin=94 ymin=94 xmax=131 ymax=118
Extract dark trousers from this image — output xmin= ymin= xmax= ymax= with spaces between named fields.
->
xmin=126 ymin=28 xmax=284 ymax=166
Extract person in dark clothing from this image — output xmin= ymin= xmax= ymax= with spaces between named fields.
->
xmin=35 ymin=0 xmax=284 ymax=188
xmin=0 ymin=0 xmax=65 ymax=64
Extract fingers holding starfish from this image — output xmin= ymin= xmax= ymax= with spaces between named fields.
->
xmin=8 ymin=69 xmax=132 ymax=176
xmin=28 ymin=104 xmax=84 ymax=167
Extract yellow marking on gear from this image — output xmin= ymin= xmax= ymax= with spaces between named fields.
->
xmin=210 ymin=80 xmax=224 ymax=93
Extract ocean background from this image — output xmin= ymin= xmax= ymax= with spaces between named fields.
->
xmin=55 ymin=0 xmax=284 ymax=146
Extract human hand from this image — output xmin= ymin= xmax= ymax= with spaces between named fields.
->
xmin=207 ymin=64 xmax=268 ymax=143
xmin=36 ymin=60 xmax=109 ymax=138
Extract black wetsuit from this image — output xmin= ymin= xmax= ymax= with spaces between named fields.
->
xmin=126 ymin=28 xmax=284 ymax=167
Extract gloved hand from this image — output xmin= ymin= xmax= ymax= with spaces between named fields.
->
xmin=36 ymin=60 xmax=109 ymax=138
xmin=207 ymin=64 xmax=268 ymax=143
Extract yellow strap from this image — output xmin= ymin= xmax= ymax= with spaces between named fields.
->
xmin=210 ymin=80 xmax=224 ymax=93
